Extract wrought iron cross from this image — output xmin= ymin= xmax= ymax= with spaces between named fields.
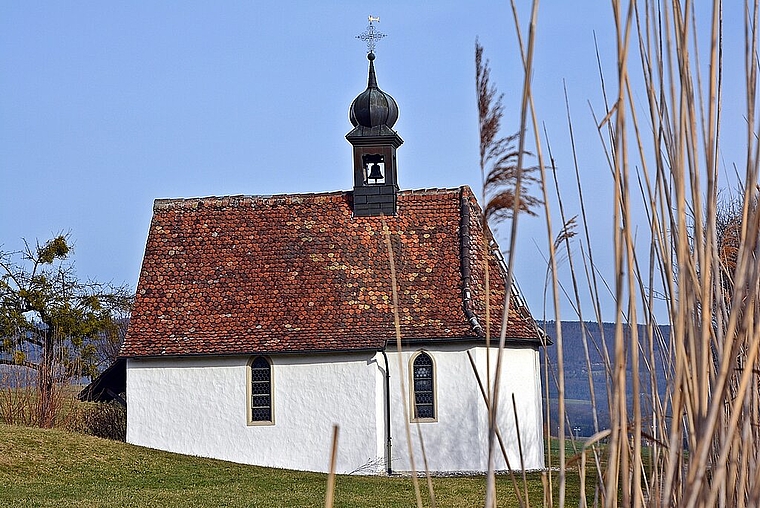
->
xmin=356 ymin=15 xmax=386 ymax=54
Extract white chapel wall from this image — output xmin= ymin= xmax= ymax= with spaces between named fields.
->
xmin=126 ymin=352 xmax=385 ymax=474
xmin=474 ymin=345 xmax=545 ymax=470
xmin=385 ymin=344 xmax=482 ymax=472
xmin=386 ymin=344 xmax=544 ymax=472
xmin=126 ymin=344 xmax=543 ymax=474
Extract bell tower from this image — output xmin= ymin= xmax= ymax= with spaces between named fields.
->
xmin=347 ymin=19 xmax=403 ymax=217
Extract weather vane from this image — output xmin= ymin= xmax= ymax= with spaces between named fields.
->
xmin=356 ymin=15 xmax=386 ymax=54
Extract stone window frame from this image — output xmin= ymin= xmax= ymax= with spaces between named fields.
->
xmin=247 ymin=356 xmax=274 ymax=426
xmin=409 ymin=350 xmax=437 ymax=422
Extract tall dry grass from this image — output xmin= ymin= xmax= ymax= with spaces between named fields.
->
xmin=486 ymin=0 xmax=760 ymax=506
xmin=328 ymin=2 xmax=757 ymax=506
xmin=0 ymin=346 xmax=79 ymax=429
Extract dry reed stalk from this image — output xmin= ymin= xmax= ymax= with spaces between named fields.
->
xmin=480 ymin=1 xmax=547 ymax=506
xmin=508 ymin=0 xmax=571 ymax=505
xmin=500 ymin=0 xmax=760 ymax=506
xmin=559 ymin=83 xmax=602 ymax=438
xmin=511 ymin=393 xmax=530 ymax=504
xmin=562 ymin=84 xmax=618 ymax=491
xmin=601 ymin=1 xmax=760 ymax=506
xmin=477 ymin=31 xmax=541 ymax=495
xmin=478 ymin=0 xmax=760 ymax=505
xmin=415 ymin=422 xmax=437 ymax=508
xmin=382 ymin=218 xmax=425 ymax=508
xmin=466 ymin=350 xmax=525 ymax=507
xmin=324 ymin=425 xmax=339 ymax=508
xmin=545 ymin=116 xmax=612 ymax=486
xmin=541 ymin=315 xmax=554 ymax=508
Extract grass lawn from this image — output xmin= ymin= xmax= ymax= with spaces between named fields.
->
xmin=0 ymin=423 xmax=590 ymax=507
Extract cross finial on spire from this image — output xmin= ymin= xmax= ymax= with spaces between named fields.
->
xmin=356 ymin=16 xmax=386 ymax=54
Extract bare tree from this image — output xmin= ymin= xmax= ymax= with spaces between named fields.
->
xmin=0 ymin=235 xmax=131 ymax=427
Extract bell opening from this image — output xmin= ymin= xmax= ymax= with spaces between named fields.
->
xmin=362 ymin=154 xmax=386 ymax=185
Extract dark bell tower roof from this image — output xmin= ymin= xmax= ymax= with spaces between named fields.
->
xmin=346 ymin=46 xmax=403 ymax=217
xmin=347 ymin=53 xmax=400 ymax=138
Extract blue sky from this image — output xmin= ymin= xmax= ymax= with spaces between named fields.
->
xmin=0 ymin=2 xmax=748 ymax=322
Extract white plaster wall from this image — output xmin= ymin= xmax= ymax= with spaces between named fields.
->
xmin=385 ymin=344 xmax=481 ymax=472
xmin=127 ymin=353 xmax=385 ymax=474
xmin=474 ymin=346 xmax=545 ymax=470
xmin=126 ymin=344 xmax=544 ymax=474
xmin=386 ymin=345 xmax=544 ymax=472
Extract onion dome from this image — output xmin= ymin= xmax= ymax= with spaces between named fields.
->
xmin=348 ymin=53 xmax=399 ymax=133
xmin=346 ymin=43 xmax=403 ymax=217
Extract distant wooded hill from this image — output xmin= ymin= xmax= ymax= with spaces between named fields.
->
xmin=539 ymin=321 xmax=671 ymax=438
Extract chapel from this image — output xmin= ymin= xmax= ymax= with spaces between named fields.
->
xmin=116 ymin=26 xmax=545 ymax=474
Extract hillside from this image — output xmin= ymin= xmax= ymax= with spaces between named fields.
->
xmin=0 ymin=424 xmax=573 ymax=507
xmin=540 ymin=321 xmax=671 ymax=437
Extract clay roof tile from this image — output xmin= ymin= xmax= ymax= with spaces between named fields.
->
xmin=120 ymin=187 xmax=541 ymax=357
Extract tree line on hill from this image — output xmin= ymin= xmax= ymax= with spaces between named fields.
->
xmin=540 ymin=321 xmax=671 ymax=438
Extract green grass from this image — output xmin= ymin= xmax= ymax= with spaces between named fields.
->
xmin=0 ymin=423 xmax=592 ymax=507
xmin=548 ymin=435 xmax=590 ymax=457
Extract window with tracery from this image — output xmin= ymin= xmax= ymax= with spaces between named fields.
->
xmin=412 ymin=352 xmax=435 ymax=420
xmin=249 ymin=356 xmax=272 ymax=423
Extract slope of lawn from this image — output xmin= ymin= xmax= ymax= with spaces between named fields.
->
xmin=0 ymin=423 xmax=588 ymax=507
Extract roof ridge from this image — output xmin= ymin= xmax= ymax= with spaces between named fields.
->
xmin=400 ymin=186 xmax=468 ymax=195
xmin=153 ymin=191 xmax=350 ymax=210
xmin=152 ymin=186 xmax=474 ymax=211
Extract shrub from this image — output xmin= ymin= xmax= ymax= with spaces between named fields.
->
xmin=67 ymin=401 xmax=126 ymax=441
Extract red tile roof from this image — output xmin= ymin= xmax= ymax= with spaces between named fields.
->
xmin=120 ymin=186 xmax=541 ymax=357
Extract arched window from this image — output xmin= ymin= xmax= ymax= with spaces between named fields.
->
xmin=412 ymin=352 xmax=435 ymax=420
xmin=249 ymin=356 xmax=273 ymax=424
